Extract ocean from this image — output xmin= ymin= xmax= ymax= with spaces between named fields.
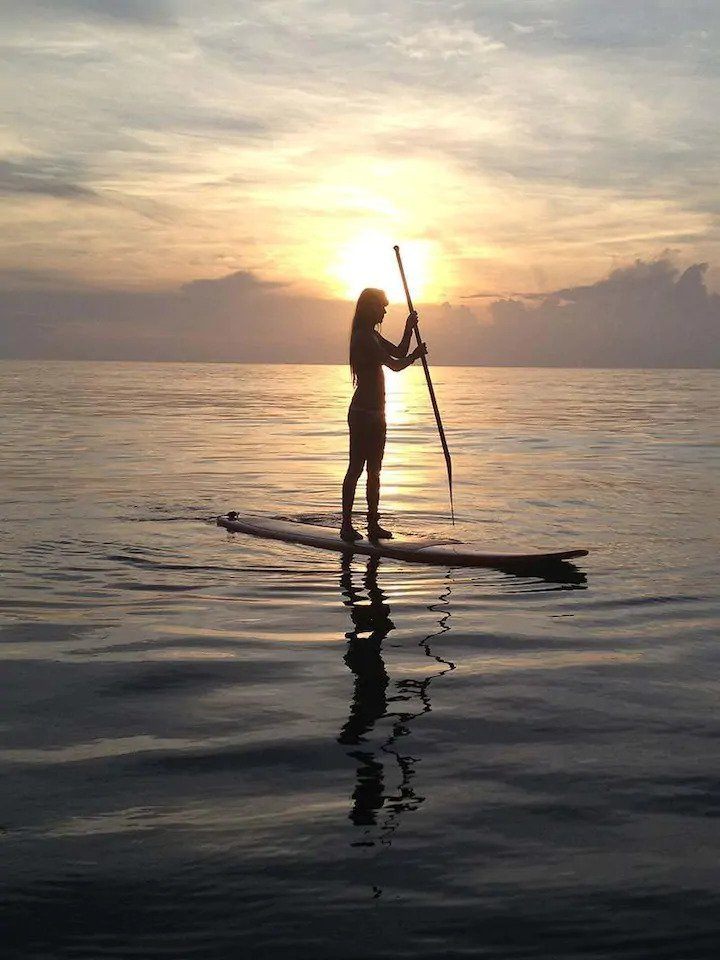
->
xmin=1 ymin=361 xmax=718 ymax=959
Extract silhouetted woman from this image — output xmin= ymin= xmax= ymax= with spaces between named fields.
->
xmin=341 ymin=288 xmax=427 ymax=542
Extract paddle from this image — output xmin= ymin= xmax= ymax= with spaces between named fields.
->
xmin=394 ymin=244 xmax=454 ymax=524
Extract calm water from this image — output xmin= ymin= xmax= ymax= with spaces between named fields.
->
xmin=1 ymin=361 xmax=718 ymax=960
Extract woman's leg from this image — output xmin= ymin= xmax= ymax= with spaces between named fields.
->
xmin=342 ymin=415 xmax=366 ymax=539
xmin=366 ymin=465 xmax=380 ymax=521
xmin=366 ymin=420 xmax=390 ymax=538
xmin=342 ymin=455 xmax=365 ymax=526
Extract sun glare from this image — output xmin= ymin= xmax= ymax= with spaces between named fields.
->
xmin=331 ymin=233 xmax=434 ymax=303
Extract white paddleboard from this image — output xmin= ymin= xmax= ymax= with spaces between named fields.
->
xmin=217 ymin=514 xmax=589 ymax=568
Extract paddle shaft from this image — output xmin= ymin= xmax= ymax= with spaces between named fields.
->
xmin=393 ymin=245 xmax=454 ymax=524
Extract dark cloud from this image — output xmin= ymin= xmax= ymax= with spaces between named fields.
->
xmin=0 ymin=267 xmax=90 ymax=289
xmin=438 ymin=256 xmax=719 ymax=367
xmin=112 ymin=107 xmax=273 ymax=142
xmin=0 ymin=160 xmax=100 ymax=201
xmin=463 ymin=291 xmax=546 ymax=301
xmin=0 ymin=257 xmax=717 ymax=367
xmin=102 ymin=189 xmax=179 ymax=224
xmin=0 ymin=158 xmax=179 ymax=222
xmin=0 ymin=42 xmax=108 ymax=66
xmin=0 ymin=270 xmax=347 ymax=362
xmin=3 ymin=0 xmax=175 ymax=27
xmin=181 ymin=271 xmax=288 ymax=299
xmin=461 ymin=0 xmax=719 ymax=53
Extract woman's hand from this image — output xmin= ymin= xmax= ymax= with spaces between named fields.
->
xmin=405 ymin=310 xmax=418 ymax=327
xmin=412 ymin=342 xmax=428 ymax=361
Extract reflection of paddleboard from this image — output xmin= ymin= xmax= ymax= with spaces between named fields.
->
xmin=217 ymin=514 xmax=589 ymax=569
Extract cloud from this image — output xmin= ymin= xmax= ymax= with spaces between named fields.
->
xmin=3 ymin=0 xmax=175 ymax=27
xmin=0 ymin=159 xmax=100 ymax=201
xmin=435 ymin=256 xmax=719 ymax=367
xmin=181 ymin=271 xmax=287 ymax=300
xmin=0 ymin=267 xmax=90 ymax=289
xmin=463 ymin=290 xmax=547 ymax=300
xmin=388 ymin=23 xmax=505 ymax=61
xmin=0 ymin=269 xmax=348 ymax=362
xmin=0 ymin=256 xmax=717 ymax=367
xmin=0 ymin=157 xmax=179 ymax=226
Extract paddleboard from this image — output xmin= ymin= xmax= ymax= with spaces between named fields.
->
xmin=217 ymin=514 xmax=589 ymax=568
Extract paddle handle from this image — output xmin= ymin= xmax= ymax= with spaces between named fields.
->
xmin=394 ymin=245 xmax=454 ymax=524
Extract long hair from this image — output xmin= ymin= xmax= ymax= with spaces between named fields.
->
xmin=349 ymin=288 xmax=388 ymax=384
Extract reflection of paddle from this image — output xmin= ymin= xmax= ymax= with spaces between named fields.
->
xmin=394 ymin=244 xmax=455 ymax=524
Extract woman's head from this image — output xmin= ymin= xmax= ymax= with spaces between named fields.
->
xmin=351 ymin=288 xmax=388 ymax=334
xmin=349 ymin=288 xmax=388 ymax=383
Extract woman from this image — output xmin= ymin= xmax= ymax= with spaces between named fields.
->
xmin=341 ymin=288 xmax=427 ymax=542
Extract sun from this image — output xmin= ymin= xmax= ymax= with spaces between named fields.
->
xmin=331 ymin=232 xmax=435 ymax=303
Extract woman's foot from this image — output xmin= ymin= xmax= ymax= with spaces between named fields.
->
xmin=367 ymin=519 xmax=392 ymax=540
xmin=340 ymin=522 xmax=362 ymax=542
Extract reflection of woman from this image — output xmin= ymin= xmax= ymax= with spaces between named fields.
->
xmin=341 ymin=288 xmax=427 ymax=542
xmin=338 ymin=555 xmax=392 ymax=749
xmin=337 ymin=555 xmax=391 ymax=831
xmin=337 ymin=554 xmax=452 ymax=845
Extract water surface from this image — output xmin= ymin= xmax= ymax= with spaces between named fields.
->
xmin=1 ymin=362 xmax=718 ymax=959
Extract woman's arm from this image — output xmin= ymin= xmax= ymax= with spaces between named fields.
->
xmin=376 ymin=311 xmax=418 ymax=358
xmin=382 ymin=341 xmax=427 ymax=372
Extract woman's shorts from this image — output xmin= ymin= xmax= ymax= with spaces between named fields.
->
xmin=348 ymin=408 xmax=386 ymax=468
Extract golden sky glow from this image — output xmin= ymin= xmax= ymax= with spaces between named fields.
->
xmin=2 ymin=2 xmax=718 ymax=298
xmin=1 ymin=2 xmax=719 ymax=364
xmin=330 ymin=233 xmax=435 ymax=302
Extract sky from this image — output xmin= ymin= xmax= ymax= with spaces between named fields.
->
xmin=1 ymin=0 xmax=718 ymax=364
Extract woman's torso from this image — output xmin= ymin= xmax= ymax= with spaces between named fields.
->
xmin=349 ymin=331 xmax=385 ymax=413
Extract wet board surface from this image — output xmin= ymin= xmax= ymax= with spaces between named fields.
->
xmin=217 ymin=514 xmax=589 ymax=568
